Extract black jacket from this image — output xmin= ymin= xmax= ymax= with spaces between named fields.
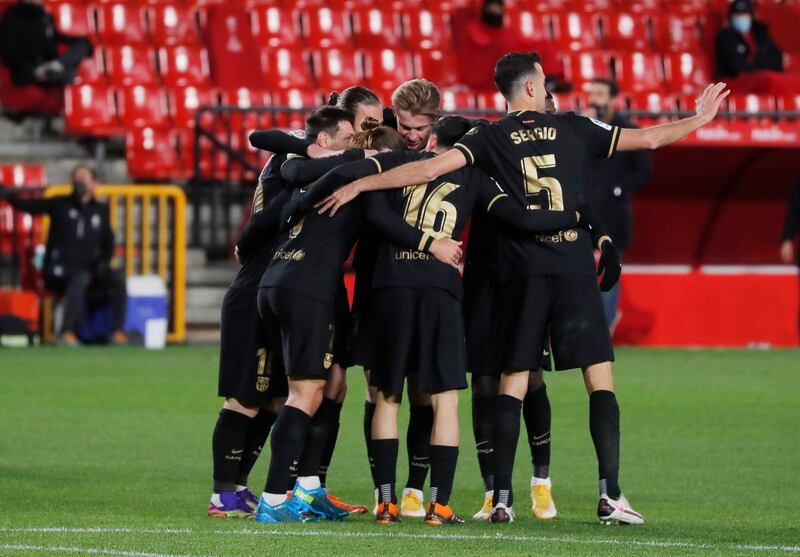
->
xmin=715 ymin=21 xmax=783 ymax=79
xmin=7 ymin=192 xmax=114 ymax=279
xmin=586 ymin=114 xmax=652 ymax=250
xmin=0 ymin=2 xmax=82 ymax=85
xmin=782 ymin=179 xmax=800 ymax=266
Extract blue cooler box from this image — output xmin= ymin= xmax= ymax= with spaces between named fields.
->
xmin=124 ymin=275 xmax=167 ymax=339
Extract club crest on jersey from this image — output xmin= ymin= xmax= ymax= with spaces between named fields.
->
xmin=522 ymin=119 xmax=536 ymax=125
xmin=256 ymin=376 xmax=270 ymax=392
xmin=323 ymin=353 xmax=333 ymax=369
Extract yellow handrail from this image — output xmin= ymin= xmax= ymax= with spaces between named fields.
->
xmin=43 ymin=184 xmax=187 ymax=343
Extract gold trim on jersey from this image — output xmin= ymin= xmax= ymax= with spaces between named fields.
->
xmin=486 ymin=193 xmax=508 ymax=212
xmin=252 ymin=183 xmax=264 ymax=213
xmin=367 ymin=157 xmax=382 ymax=173
xmin=608 ymin=127 xmax=620 ymax=158
xmin=454 ymin=143 xmax=475 ymax=165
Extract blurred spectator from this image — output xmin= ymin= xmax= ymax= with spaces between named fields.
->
xmin=1 ymin=165 xmax=127 ymax=346
xmin=585 ymin=78 xmax=652 ymax=331
xmin=715 ymin=0 xmax=800 ymax=94
xmin=452 ymin=0 xmax=562 ymax=92
xmin=781 ymin=177 xmax=800 ymax=336
xmin=0 ymin=0 xmax=92 ymax=87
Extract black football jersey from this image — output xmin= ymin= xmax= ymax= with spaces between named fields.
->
xmin=230 ymin=154 xmax=289 ymax=293
xmin=454 ymin=110 xmax=620 ymax=277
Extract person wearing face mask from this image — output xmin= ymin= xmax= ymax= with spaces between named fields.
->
xmin=585 ymin=78 xmax=652 ymax=332
xmin=1 ymin=164 xmax=127 ymax=346
xmin=715 ymin=0 xmax=800 ymax=94
xmin=452 ymin=0 xmax=561 ymax=92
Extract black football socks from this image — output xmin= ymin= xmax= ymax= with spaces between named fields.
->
xmin=471 ymin=392 xmax=495 ymax=492
xmin=297 ymin=397 xmax=338 ymax=482
xmin=523 ymin=384 xmax=552 ymax=479
xmin=263 ymin=405 xmax=311 ymax=497
xmin=373 ymin=438 xmax=399 ymax=504
xmin=235 ymin=409 xmax=278 ymax=488
xmin=405 ymin=404 xmax=433 ymax=491
xmin=318 ymin=400 xmax=343 ymax=487
xmin=589 ymin=390 xmax=621 ymax=499
xmin=212 ymin=408 xmax=251 ymax=493
xmin=364 ymin=401 xmax=377 ymax=485
xmin=429 ymin=445 xmax=459 ymax=507
xmin=492 ymin=395 xmax=523 ymax=508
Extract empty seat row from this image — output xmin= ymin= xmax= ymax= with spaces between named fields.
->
xmin=0 ymin=165 xmax=46 ymax=258
xmin=74 ymin=45 xmax=209 ymax=87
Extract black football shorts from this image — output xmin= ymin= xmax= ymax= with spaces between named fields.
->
xmin=495 ymin=273 xmax=614 ymax=372
xmin=368 ymin=287 xmax=468 ymax=396
xmin=463 ymin=267 xmax=501 ymax=376
xmin=257 ymin=286 xmax=337 ymax=380
xmin=348 ymin=267 xmax=374 ymax=369
xmin=218 ymin=286 xmax=288 ymax=406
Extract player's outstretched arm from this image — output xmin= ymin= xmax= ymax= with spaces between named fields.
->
xmin=617 ymin=82 xmax=730 ymax=151
xmin=316 ymin=148 xmax=468 ymax=216
xmin=488 ymin=196 xmax=581 ymax=233
xmin=280 ymin=149 xmax=366 ymax=185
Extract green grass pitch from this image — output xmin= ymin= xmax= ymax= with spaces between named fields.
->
xmin=1 ymin=346 xmax=798 ymax=556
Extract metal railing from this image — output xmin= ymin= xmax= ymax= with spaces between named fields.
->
xmin=43 ymin=184 xmax=187 ymax=343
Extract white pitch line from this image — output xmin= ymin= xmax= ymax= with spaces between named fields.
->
xmin=0 ymin=543 xmax=218 ymax=557
xmin=2 ymin=526 xmax=799 ymax=554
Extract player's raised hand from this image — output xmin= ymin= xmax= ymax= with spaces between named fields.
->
xmin=429 ymin=238 xmax=463 ymax=269
xmin=695 ymin=82 xmax=731 ymax=124
xmin=316 ymin=181 xmax=361 ymax=216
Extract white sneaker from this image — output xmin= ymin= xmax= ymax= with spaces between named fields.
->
xmin=530 ymin=477 xmax=557 ymax=520
xmin=400 ymin=487 xmax=426 ymax=517
xmin=597 ymin=493 xmax=645 ymax=525
xmin=472 ymin=490 xmax=493 ymax=520
xmin=489 ymin=503 xmax=515 ymax=523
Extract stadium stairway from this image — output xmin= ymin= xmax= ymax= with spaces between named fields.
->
xmin=185 ymin=248 xmax=235 ymax=343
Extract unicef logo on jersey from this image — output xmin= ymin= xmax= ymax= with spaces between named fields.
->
xmin=564 ymin=229 xmax=579 ymax=242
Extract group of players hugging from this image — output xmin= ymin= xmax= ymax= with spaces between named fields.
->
xmin=206 ymin=51 xmax=729 ymax=526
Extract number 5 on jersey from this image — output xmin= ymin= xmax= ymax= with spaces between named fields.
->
xmin=522 ymin=154 xmax=564 ymax=211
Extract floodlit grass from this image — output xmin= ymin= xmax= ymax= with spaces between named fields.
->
xmin=1 ymin=346 xmax=798 ymax=556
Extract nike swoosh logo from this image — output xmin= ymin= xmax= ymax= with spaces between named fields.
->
xmin=476 ymin=441 xmax=489 ymax=447
xmin=411 ymin=456 xmax=429 ymax=461
xmin=532 ymin=432 xmax=550 ymax=441
xmin=231 ymin=449 xmax=244 ymax=455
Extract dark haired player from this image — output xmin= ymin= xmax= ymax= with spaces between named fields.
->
xmin=290 ymin=115 xmax=587 ymax=525
xmin=253 ymin=153 xmax=463 ymax=523
xmin=208 ymin=107 xmax=358 ymax=519
xmin=318 ymin=52 xmax=731 ymax=524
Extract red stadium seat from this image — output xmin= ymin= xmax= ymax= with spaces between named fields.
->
xmin=0 ymin=65 xmax=63 ymax=116
xmin=550 ymin=91 xmax=585 ymax=112
xmin=96 ymin=3 xmax=147 ymax=44
xmin=777 ymin=94 xmax=800 ymax=114
xmin=550 ymin=12 xmax=600 ymax=51
xmin=219 ymin=87 xmax=271 ymax=108
xmin=627 ymin=90 xmax=678 ymax=113
xmin=614 ymin=51 xmax=664 ymax=92
xmin=167 ymin=85 xmax=218 ymax=128
xmin=310 ymin=48 xmax=364 ymax=92
xmin=261 ymin=47 xmax=311 ymax=89
xmin=401 ymin=9 xmax=451 ymax=50
xmin=475 ymin=90 xmax=505 ymax=111
xmin=73 ymin=49 xmax=105 ymax=85
xmin=653 ymin=14 xmax=701 ymax=52
xmin=104 ymin=45 xmax=157 ymax=86
xmin=413 ymin=49 xmax=458 ymax=87
xmin=561 ymin=51 xmax=612 ymax=91
xmin=126 ymin=127 xmax=182 ymax=180
xmin=726 ymin=94 xmax=777 ymax=121
xmin=664 ymin=51 xmax=711 ymax=94
xmin=250 ymin=6 xmax=301 ymax=47
xmin=351 ymin=7 xmax=402 ymax=47
xmin=506 ymin=9 xmax=548 ymax=42
xmin=64 ymin=83 xmax=121 ymax=135
xmin=440 ymin=89 xmax=475 ymax=111
xmin=148 ymin=4 xmax=201 ymax=46
xmin=117 ymin=85 xmax=169 ymax=129
xmin=361 ymin=48 xmax=414 ymax=92
xmin=270 ymin=88 xmax=318 ymax=129
xmin=0 ymin=164 xmax=47 ymax=187
xmin=299 ymin=7 xmax=351 ymax=48
xmin=603 ymin=12 xmax=651 ymax=51
xmin=158 ymin=46 xmax=210 ymax=87
xmin=49 ymin=1 xmax=93 ymax=37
